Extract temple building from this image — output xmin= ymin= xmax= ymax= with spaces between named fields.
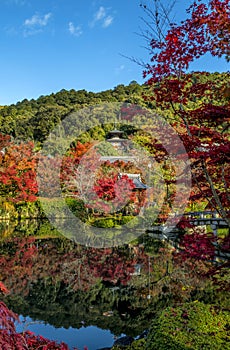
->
xmin=99 ymin=128 xmax=149 ymax=214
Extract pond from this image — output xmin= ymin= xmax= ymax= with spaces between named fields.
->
xmin=0 ymin=219 xmax=165 ymax=349
xmin=2 ymin=218 xmax=227 ymax=349
xmin=16 ymin=316 xmax=117 ymax=350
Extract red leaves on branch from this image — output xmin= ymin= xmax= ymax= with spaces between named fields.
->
xmin=92 ymin=174 xmax=135 ymax=213
xmin=0 ymin=304 xmax=71 ymax=349
xmin=61 ymin=144 xmax=100 ymax=200
xmin=0 ymin=281 xmax=79 ymax=349
xmin=0 ymin=282 xmax=9 ymax=295
xmin=0 ymin=137 xmax=38 ymax=202
xmin=1 ymin=283 xmax=68 ymax=348
xmin=61 ymin=141 xmax=93 ymax=182
xmin=0 ymin=301 xmax=18 ymax=333
xmin=145 ymin=0 xmax=230 ymax=82
xmin=143 ymin=1 xmax=230 ymax=223
xmin=188 ymin=104 xmax=230 ymax=125
xmin=0 ymin=136 xmax=95 ymax=202
xmin=177 ymin=231 xmax=216 ymax=261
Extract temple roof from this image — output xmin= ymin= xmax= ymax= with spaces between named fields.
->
xmin=132 ymin=178 xmax=149 ymax=190
xmin=106 ymin=129 xmax=127 ymax=145
xmin=118 ymin=173 xmax=149 ymax=190
xmin=100 ymin=156 xmax=136 ymax=163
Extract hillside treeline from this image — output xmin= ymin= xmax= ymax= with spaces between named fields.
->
xmin=0 ymin=81 xmax=147 ymax=142
xmin=0 ymin=72 xmax=227 ymax=143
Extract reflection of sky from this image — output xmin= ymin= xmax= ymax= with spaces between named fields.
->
xmin=16 ymin=316 xmax=116 ymax=350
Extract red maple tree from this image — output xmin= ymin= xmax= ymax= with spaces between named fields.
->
xmin=0 ymin=136 xmax=38 ymax=202
xmin=141 ymin=0 xmax=230 ymax=227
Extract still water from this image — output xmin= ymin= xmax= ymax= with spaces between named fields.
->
xmin=0 ymin=219 xmax=166 ymax=349
xmin=16 ymin=316 xmax=116 ymax=350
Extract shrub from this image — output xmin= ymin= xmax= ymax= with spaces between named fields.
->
xmin=145 ymin=301 xmax=230 ymax=349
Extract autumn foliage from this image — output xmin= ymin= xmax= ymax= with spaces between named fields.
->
xmin=0 ymin=237 xmax=148 ymax=293
xmin=142 ymin=0 xmax=230 ymax=227
xmin=0 ymin=281 xmax=74 ymax=349
xmin=0 ymin=2 xmax=229 ymax=349
xmin=0 ymin=136 xmax=38 ymax=202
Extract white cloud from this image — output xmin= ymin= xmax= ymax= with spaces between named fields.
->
xmin=68 ymin=22 xmax=83 ymax=37
xmin=24 ymin=13 xmax=52 ymax=27
xmin=90 ymin=6 xmax=114 ymax=28
xmin=95 ymin=6 xmax=106 ymax=21
xmin=103 ymin=15 xmax=113 ymax=28
xmin=23 ymin=13 xmax=52 ymax=36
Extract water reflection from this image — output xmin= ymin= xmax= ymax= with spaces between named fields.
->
xmin=16 ymin=316 xmax=115 ymax=350
xmin=0 ymin=219 xmax=171 ymax=348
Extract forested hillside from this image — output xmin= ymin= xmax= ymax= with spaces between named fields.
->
xmin=0 ymin=72 xmax=228 ymax=143
xmin=0 ymin=81 xmax=147 ymax=142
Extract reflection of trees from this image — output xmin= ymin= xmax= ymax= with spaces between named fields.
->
xmin=3 ymin=279 xmax=154 ymax=337
xmin=0 ymin=235 xmax=157 ymax=336
xmin=1 ymin=231 xmax=227 ymax=339
xmin=0 ymin=236 xmax=149 ymax=293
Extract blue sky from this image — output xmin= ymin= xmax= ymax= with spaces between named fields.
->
xmin=1 ymin=0 xmax=229 ymax=105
